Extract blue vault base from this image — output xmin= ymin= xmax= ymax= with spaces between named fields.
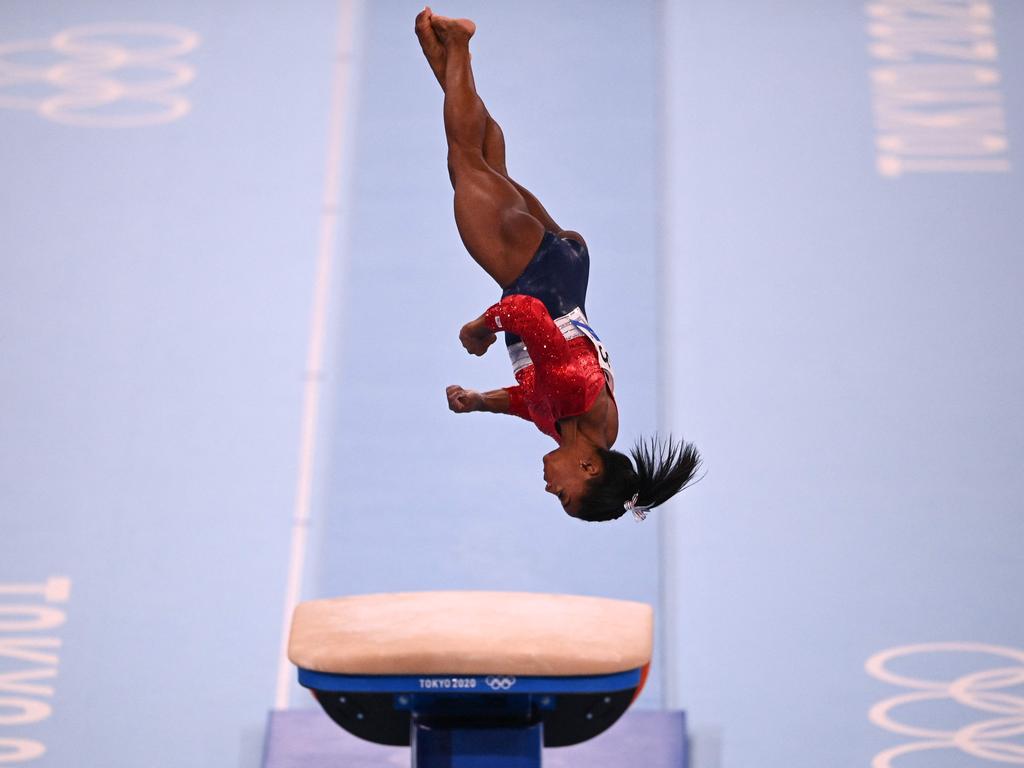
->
xmin=262 ymin=708 xmax=688 ymax=768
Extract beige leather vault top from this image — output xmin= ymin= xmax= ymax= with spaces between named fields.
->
xmin=288 ymin=591 xmax=653 ymax=676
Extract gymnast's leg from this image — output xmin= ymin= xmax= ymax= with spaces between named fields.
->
xmin=424 ymin=13 xmax=547 ymax=287
xmin=415 ymin=8 xmax=569 ymax=240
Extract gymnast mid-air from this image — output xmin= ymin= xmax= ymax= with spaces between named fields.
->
xmin=416 ymin=8 xmax=700 ymax=522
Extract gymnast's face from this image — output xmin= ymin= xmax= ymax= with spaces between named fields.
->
xmin=543 ymin=447 xmax=602 ymax=517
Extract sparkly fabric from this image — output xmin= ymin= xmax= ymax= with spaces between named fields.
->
xmin=484 ymin=294 xmax=607 ymax=442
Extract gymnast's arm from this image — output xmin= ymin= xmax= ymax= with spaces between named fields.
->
xmin=446 ymin=383 xmax=534 ymax=420
xmin=446 ymin=385 xmax=511 ymax=414
xmin=446 ymin=384 xmax=536 ymax=431
xmin=461 ymin=295 xmax=571 ymax=365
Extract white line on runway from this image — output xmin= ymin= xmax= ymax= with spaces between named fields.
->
xmin=274 ymin=0 xmax=357 ymax=710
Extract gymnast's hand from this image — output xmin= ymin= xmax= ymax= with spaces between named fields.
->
xmin=446 ymin=385 xmax=485 ymax=413
xmin=459 ymin=316 xmax=496 ymax=356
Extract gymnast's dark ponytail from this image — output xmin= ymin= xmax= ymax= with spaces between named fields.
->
xmin=576 ymin=435 xmax=702 ymax=523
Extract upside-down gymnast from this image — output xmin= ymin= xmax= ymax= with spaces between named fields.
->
xmin=417 ymin=8 xmax=700 ymax=522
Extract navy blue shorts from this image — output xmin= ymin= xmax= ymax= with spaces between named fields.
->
xmin=501 ymin=231 xmax=590 ymax=347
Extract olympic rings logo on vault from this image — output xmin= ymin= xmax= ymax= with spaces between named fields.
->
xmin=865 ymin=642 xmax=1024 ymax=767
xmin=485 ymin=676 xmax=516 ymax=691
xmin=0 ymin=23 xmax=200 ymax=127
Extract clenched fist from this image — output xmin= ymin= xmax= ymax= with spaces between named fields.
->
xmin=459 ymin=317 xmax=496 ymax=356
xmin=446 ymin=385 xmax=485 ymax=413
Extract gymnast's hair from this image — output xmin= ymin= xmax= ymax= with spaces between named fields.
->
xmin=576 ymin=435 xmax=702 ymax=523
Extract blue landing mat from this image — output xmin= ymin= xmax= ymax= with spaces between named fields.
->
xmin=263 ymin=709 xmax=688 ymax=768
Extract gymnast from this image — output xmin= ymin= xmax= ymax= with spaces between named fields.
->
xmin=416 ymin=8 xmax=700 ymax=522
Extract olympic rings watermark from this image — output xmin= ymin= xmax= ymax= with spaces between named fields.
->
xmin=486 ymin=676 xmax=516 ymax=691
xmin=866 ymin=642 xmax=1024 ymax=766
xmin=0 ymin=23 xmax=200 ymax=127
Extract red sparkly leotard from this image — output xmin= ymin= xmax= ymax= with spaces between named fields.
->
xmin=483 ymin=294 xmax=613 ymax=442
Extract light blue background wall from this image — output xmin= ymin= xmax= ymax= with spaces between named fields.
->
xmin=662 ymin=1 xmax=1024 ymax=767
xmin=1 ymin=1 xmax=1022 ymax=767
xmin=1 ymin=1 xmax=338 ymax=766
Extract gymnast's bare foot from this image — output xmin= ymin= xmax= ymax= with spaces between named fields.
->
xmin=430 ymin=14 xmax=476 ymax=45
xmin=414 ymin=6 xmax=447 ymax=87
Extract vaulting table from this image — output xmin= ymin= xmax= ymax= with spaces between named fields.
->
xmin=288 ymin=591 xmax=653 ymax=768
